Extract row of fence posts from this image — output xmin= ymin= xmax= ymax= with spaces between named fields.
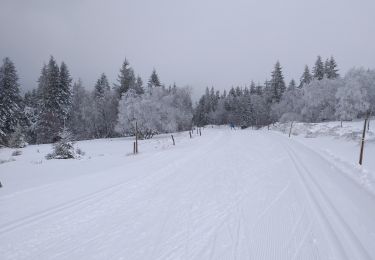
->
xmin=285 ymin=116 xmax=371 ymax=166
xmin=133 ymin=125 xmax=203 ymax=155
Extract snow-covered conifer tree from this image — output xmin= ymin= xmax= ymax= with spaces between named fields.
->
xmin=114 ymin=59 xmax=137 ymax=98
xmin=147 ymin=69 xmax=161 ymax=88
xmin=0 ymin=57 xmax=23 ymax=145
xmin=299 ymin=65 xmax=312 ymax=88
xmin=313 ymin=56 xmax=325 ymax=80
xmin=270 ymin=61 xmax=286 ymax=103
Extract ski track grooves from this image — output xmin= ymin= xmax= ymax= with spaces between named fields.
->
xmin=0 ymin=131 xmax=224 ymax=236
xmin=280 ymin=137 xmax=372 ymax=260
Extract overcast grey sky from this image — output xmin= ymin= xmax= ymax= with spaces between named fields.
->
xmin=1 ymin=0 xmax=375 ymax=97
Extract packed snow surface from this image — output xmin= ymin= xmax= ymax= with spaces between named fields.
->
xmin=0 ymin=125 xmax=374 ymax=259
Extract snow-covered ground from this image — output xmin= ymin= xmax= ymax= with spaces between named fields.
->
xmin=0 ymin=124 xmax=374 ymax=259
xmin=268 ymin=120 xmax=375 ymax=194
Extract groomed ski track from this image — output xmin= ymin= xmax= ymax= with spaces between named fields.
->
xmin=0 ymin=128 xmax=374 ymax=259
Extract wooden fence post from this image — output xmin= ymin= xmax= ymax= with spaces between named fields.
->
xmin=288 ymin=121 xmax=294 ymax=138
xmin=359 ymin=117 xmax=368 ymax=165
xmin=135 ymin=121 xmax=138 ymax=153
xmin=171 ymin=135 xmax=175 ymax=145
xmin=368 ymin=118 xmax=370 ymax=132
xmin=133 ymin=141 xmax=136 ymax=154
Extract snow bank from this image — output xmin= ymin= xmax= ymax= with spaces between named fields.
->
xmin=266 ymin=119 xmax=375 ymax=195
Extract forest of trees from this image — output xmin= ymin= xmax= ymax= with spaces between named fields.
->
xmin=1 ymin=55 xmax=374 ymax=148
xmin=0 ymin=57 xmax=193 ymax=148
xmin=193 ymin=56 xmax=375 ymax=128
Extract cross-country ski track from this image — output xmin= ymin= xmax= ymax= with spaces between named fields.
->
xmin=0 ymin=128 xmax=374 ymax=259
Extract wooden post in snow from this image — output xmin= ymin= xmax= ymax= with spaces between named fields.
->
xmin=189 ymin=131 xmax=192 ymax=139
xmin=171 ymin=135 xmax=175 ymax=145
xmin=288 ymin=121 xmax=294 ymax=138
xmin=368 ymin=118 xmax=370 ymax=132
xmin=133 ymin=141 xmax=136 ymax=154
xmin=135 ymin=121 xmax=138 ymax=153
xmin=359 ymin=117 xmax=368 ymax=165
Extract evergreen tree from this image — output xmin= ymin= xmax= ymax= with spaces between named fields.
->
xmin=46 ymin=127 xmax=76 ymax=159
xmin=299 ymin=65 xmax=312 ymax=88
xmin=24 ymin=89 xmax=39 ymax=144
xmin=58 ymin=62 xmax=72 ymax=122
xmin=313 ymin=56 xmax=325 ymax=80
xmin=92 ymin=73 xmax=117 ymax=138
xmin=35 ymin=56 xmax=64 ymax=143
xmin=270 ymin=61 xmax=286 ymax=103
xmin=68 ymin=79 xmax=87 ymax=139
xmin=288 ymin=79 xmax=296 ymax=90
xmin=325 ymin=56 xmax=339 ymax=79
xmin=94 ymin=73 xmax=110 ymax=100
xmin=0 ymin=57 xmax=22 ymax=145
xmin=148 ymin=69 xmax=161 ymax=88
xmin=135 ymin=76 xmax=144 ymax=95
xmin=114 ymin=59 xmax=136 ymax=98
xmin=250 ymin=81 xmax=256 ymax=94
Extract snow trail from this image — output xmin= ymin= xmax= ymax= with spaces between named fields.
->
xmin=0 ymin=128 xmax=374 ymax=259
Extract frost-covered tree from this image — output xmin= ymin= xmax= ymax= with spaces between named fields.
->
xmin=335 ymin=68 xmax=370 ymax=121
xmin=302 ymin=78 xmax=343 ymax=122
xmin=23 ymin=89 xmax=39 ymax=144
xmin=116 ymin=85 xmax=192 ymax=138
xmin=135 ymin=76 xmax=145 ymax=95
xmin=46 ymin=127 xmax=76 ymax=159
xmin=313 ymin=56 xmax=325 ymax=80
xmin=299 ymin=65 xmax=312 ymax=88
xmin=0 ymin=57 xmax=23 ymax=145
xmin=92 ymin=73 xmax=118 ymax=138
xmin=147 ymin=69 xmax=161 ymax=88
xmin=270 ymin=61 xmax=286 ymax=103
xmin=8 ymin=123 xmax=27 ymax=148
xmin=35 ymin=57 xmax=72 ymax=143
xmin=58 ymin=62 xmax=72 ymax=121
xmin=67 ymin=80 xmax=89 ymax=139
xmin=325 ymin=56 xmax=339 ymax=79
xmin=114 ymin=59 xmax=137 ymax=98
xmin=271 ymin=79 xmax=303 ymax=122
xmin=288 ymin=79 xmax=296 ymax=90
xmin=335 ymin=80 xmax=369 ymax=121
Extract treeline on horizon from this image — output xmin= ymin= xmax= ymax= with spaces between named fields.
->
xmin=0 ymin=56 xmax=193 ymax=147
xmin=1 ymin=55 xmax=375 ymax=148
xmin=193 ymin=56 xmax=375 ymax=128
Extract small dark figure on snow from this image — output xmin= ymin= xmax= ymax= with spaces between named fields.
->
xmin=229 ymin=123 xmax=235 ymax=130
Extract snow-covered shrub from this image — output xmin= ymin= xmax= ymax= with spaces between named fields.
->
xmin=11 ymin=150 xmax=22 ymax=156
xmin=46 ymin=128 xmax=76 ymax=159
xmin=8 ymin=124 xmax=27 ymax=148
xmin=76 ymin=148 xmax=85 ymax=156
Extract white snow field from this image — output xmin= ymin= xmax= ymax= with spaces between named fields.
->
xmin=0 ymin=125 xmax=375 ymax=260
